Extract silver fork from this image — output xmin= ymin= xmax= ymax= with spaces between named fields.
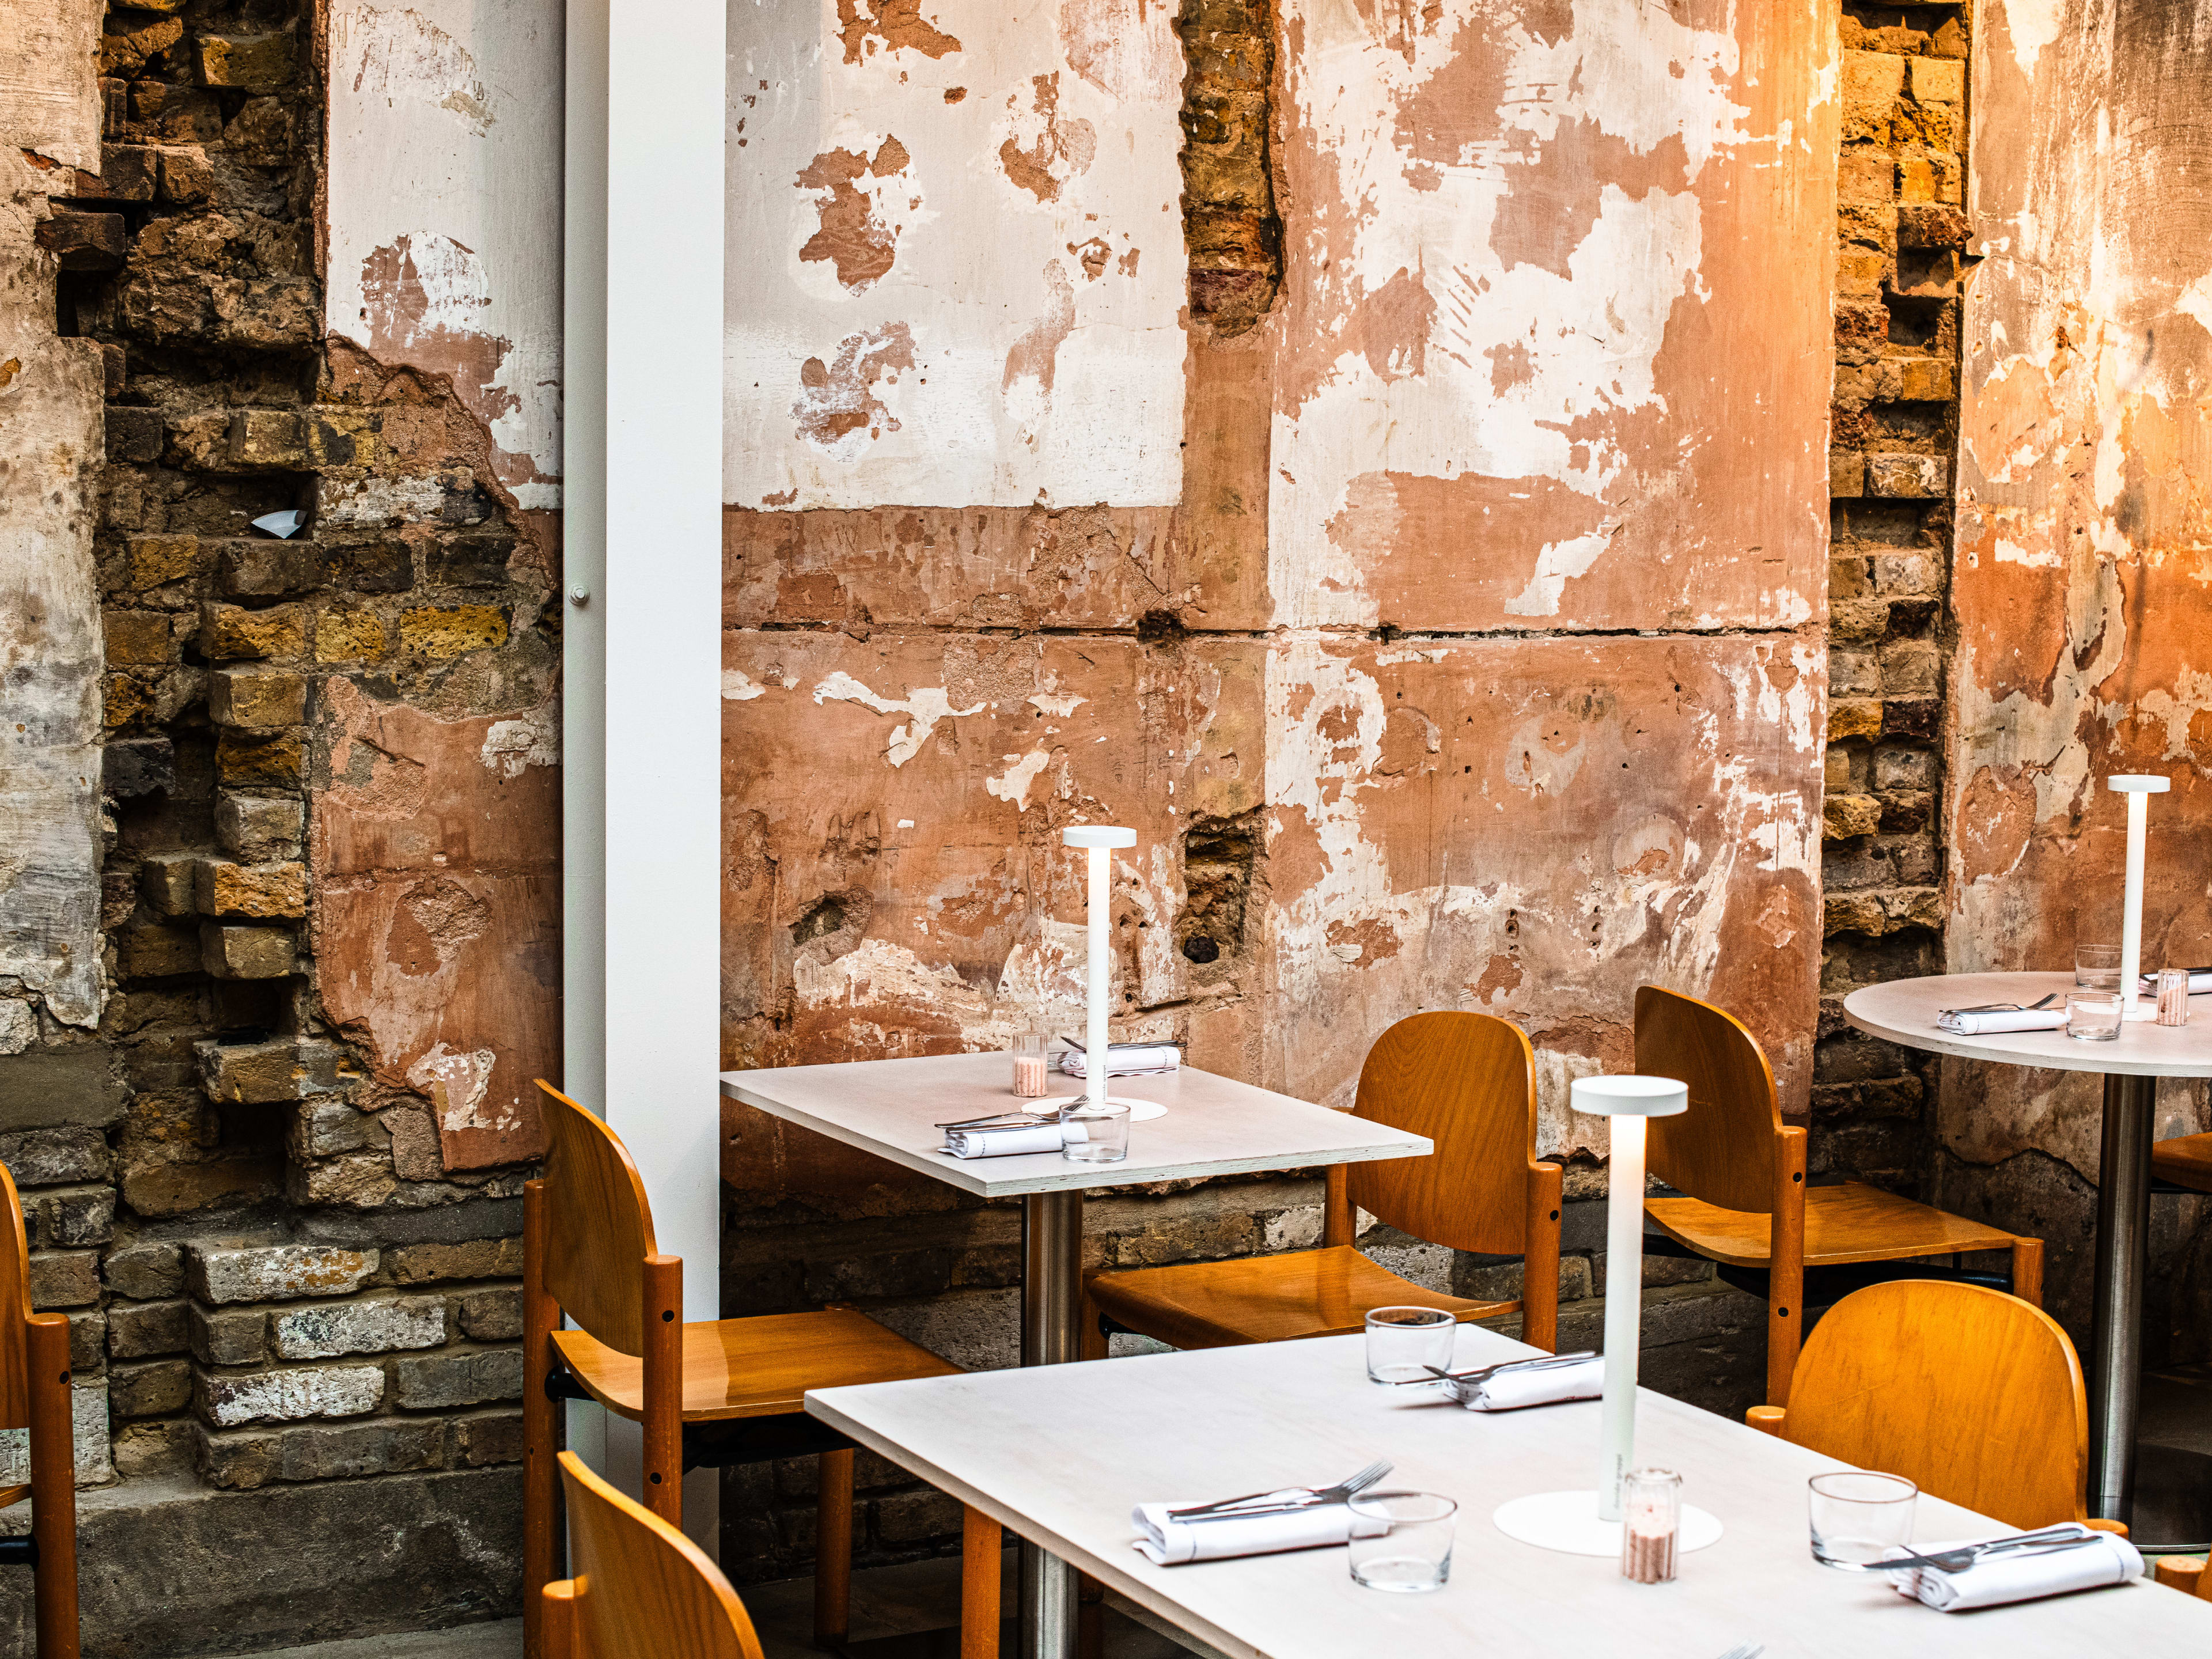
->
xmin=1949 ymin=993 xmax=2061 ymax=1014
xmin=1714 ymin=1645 xmax=1763 ymax=1659
xmin=1166 ymin=1459 xmax=1391 ymax=1521
xmin=1422 ymin=1350 xmax=1596 ymax=1385
xmin=934 ymin=1109 xmax=1060 ymax=1130
xmin=1870 ymin=1526 xmax=2098 ymax=1574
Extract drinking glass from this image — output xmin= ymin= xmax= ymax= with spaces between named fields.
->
xmin=2076 ymin=944 xmax=2123 ymax=990
xmin=1364 ymin=1306 xmax=1455 ymax=1385
xmin=1621 ymin=1468 xmax=1681 ymax=1584
xmin=2066 ymin=990 xmax=2123 ymax=1041
xmin=1059 ymin=1100 xmax=1129 ymax=1164
xmin=1347 ymin=1491 xmax=1456 ymax=1592
xmin=2157 ymin=968 xmax=2192 ymax=1028
xmin=1809 ymin=1471 xmax=1916 ymax=1570
xmin=1010 ymin=1031 xmax=1051 ymax=1098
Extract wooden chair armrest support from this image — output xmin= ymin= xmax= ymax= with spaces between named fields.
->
xmin=2082 ymin=1517 xmax=2129 ymax=1536
xmin=2152 ymin=1556 xmax=2205 ymax=1593
xmin=1745 ymin=1405 xmax=1786 ymax=1437
xmin=1766 ymin=1126 xmax=1808 ymax=1408
xmin=1522 ymin=1158 xmax=1562 ymax=1353
xmin=542 ymin=1581 xmax=578 ymax=1659
xmin=1322 ymin=1166 xmax=1353 ymax=1249
xmin=26 ymin=1311 xmax=80 ymax=1659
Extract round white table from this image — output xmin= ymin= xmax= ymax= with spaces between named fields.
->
xmin=1844 ymin=970 xmax=2212 ymax=1544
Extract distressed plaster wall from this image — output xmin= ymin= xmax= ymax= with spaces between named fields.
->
xmin=1934 ymin=0 xmax=2212 ymax=1344
xmin=721 ymin=0 xmax=1832 ymax=1578
xmin=0 ymin=0 xmax=561 ymax=1646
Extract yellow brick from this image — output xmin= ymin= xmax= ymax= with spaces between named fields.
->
xmin=200 ymin=603 xmax=305 ymax=661
xmin=1910 ymin=56 xmax=1964 ymax=104
xmin=104 ymin=673 xmax=154 ymax=729
xmin=315 ymin=608 xmax=388 ymax=662
xmin=1828 ymin=699 xmax=1884 ymax=742
xmin=1824 ymin=794 xmax=1883 ymax=840
xmin=1843 ymin=50 xmax=1907 ymax=107
xmin=399 ymin=605 xmax=507 ymax=659
xmin=1897 ymin=156 xmax=1937 ymax=203
xmin=129 ymin=535 xmax=202 ymax=589
xmin=104 ymin=610 xmax=174 ymax=666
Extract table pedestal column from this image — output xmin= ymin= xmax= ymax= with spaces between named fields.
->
xmin=2089 ymin=1073 xmax=2155 ymax=1522
xmin=1020 ymin=1191 xmax=1084 ymax=1659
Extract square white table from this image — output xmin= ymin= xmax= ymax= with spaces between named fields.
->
xmin=718 ymin=1051 xmax=1431 ymax=1656
xmin=808 ymin=1325 xmax=2212 ymax=1658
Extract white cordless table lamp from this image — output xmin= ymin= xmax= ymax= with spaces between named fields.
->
xmin=2110 ymin=775 xmax=2171 ymax=1021
xmin=1052 ymin=827 xmax=1163 ymax=1119
xmin=1494 ymin=1074 xmax=1722 ymax=1555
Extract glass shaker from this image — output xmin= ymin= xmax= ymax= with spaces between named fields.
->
xmin=1010 ymin=1029 xmax=1051 ymax=1098
xmin=1621 ymin=1468 xmax=1681 ymax=1584
xmin=2157 ymin=967 xmax=2192 ymax=1028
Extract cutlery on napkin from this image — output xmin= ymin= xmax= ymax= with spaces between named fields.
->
xmin=1936 ymin=995 xmax=2066 ymax=1036
xmin=1433 ymin=1351 xmax=1603 ymax=1411
xmin=1059 ymin=1037 xmax=1181 ymax=1078
xmin=938 ymin=1119 xmax=1082 ymax=1158
xmin=1884 ymin=1523 xmax=2142 ymax=1611
xmin=1133 ymin=1497 xmax=1392 ymax=1565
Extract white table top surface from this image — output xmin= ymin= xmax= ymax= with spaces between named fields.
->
xmin=807 ymin=1326 xmax=2212 ymax=1658
xmin=717 ymin=1052 xmax=1429 ymax=1196
xmin=1844 ymin=972 xmax=2212 ymax=1078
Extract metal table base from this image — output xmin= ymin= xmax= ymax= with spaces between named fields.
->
xmin=1020 ymin=1191 xmax=1084 ymax=1659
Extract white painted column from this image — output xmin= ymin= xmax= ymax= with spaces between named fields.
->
xmin=566 ymin=0 xmax=726 ymax=1552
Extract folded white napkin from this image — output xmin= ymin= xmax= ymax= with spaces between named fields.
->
xmin=1887 ymin=1524 xmax=2142 ymax=1611
xmin=1937 ymin=1008 xmax=2068 ymax=1035
xmin=939 ymin=1122 xmax=1081 ymax=1158
xmin=1450 ymin=1355 xmax=1604 ymax=1411
xmin=1062 ymin=1043 xmax=1180 ymax=1078
xmin=2141 ymin=969 xmax=2212 ymax=994
xmin=1132 ymin=1495 xmax=1391 ymax=1566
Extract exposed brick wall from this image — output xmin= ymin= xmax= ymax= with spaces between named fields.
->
xmin=1178 ymin=0 xmax=1279 ymax=338
xmin=1816 ymin=2 xmax=1971 ymax=1189
xmin=0 ymin=0 xmax=543 ymax=1578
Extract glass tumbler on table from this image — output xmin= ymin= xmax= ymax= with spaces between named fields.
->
xmin=1808 ymin=1471 xmax=1917 ymax=1570
xmin=2067 ymin=990 xmax=2123 ymax=1042
xmin=1059 ymin=1099 xmax=1129 ymax=1164
xmin=2076 ymin=943 xmax=2123 ymax=990
xmin=1364 ymin=1305 xmax=1456 ymax=1385
xmin=1621 ymin=1468 xmax=1681 ymax=1584
xmin=1347 ymin=1491 xmax=1456 ymax=1592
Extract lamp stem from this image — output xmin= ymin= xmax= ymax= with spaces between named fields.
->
xmin=2121 ymin=790 xmax=2148 ymax=1017
xmin=1086 ymin=844 xmax=1109 ymax=1111
xmin=1597 ymin=1113 xmax=1646 ymax=1521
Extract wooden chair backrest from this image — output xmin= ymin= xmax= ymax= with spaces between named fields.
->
xmin=0 ymin=1158 xmax=26 ymax=1429
xmin=1782 ymin=1281 xmax=2088 ymax=1529
xmin=536 ymin=1081 xmax=658 ymax=1357
xmin=558 ymin=1450 xmax=765 ymax=1659
xmin=1345 ymin=1012 xmax=1540 ymax=1256
xmin=1635 ymin=986 xmax=1781 ymax=1215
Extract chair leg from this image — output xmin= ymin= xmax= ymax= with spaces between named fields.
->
xmin=1079 ymin=1287 xmax=1108 ymax=1362
xmin=815 ymin=1448 xmax=855 ymax=1648
xmin=26 ymin=1316 xmax=78 ymax=1659
xmin=1077 ymin=1570 xmax=1105 ymax=1659
xmin=2010 ymin=1236 xmax=2045 ymax=1307
xmin=523 ymin=1182 xmax=559 ymax=1659
xmin=961 ymin=1505 xmax=1001 ymax=1659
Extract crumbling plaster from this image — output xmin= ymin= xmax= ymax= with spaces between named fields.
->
xmin=1 ymin=0 xmax=107 ymax=1032
xmin=721 ymin=0 xmax=1835 ymax=1216
xmin=1943 ymin=0 xmax=2212 ymax=1334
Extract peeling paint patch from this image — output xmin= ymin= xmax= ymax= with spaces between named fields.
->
xmin=793 ymin=324 xmax=919 ymax=451
xmin=837 ymin=0 xmax=961 ymax=65
xmin=479 ymin=702 xmax=559 ymax=778
xmin=812 ymin=671 xmax=983 ymax=767
xmin=348 ymin=6 xmax=494 ymax=134
xmin=796 ymin=137 xmax=912 ymax=292
xmin=984 ymin=748 xmax=1054 ymax=809
xmin=997 ymin=72 xmax=1096 ymax=203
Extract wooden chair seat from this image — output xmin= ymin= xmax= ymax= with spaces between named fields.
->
xmin=2152 ymin=1132 xmax=2212 ymax=1191
xmin=1086 ymin=1244 xmax=1511 ymax=1353
xmin=552 ymin=1308 xmax=959 ymax=1422
xmin=1647 ymin=1181 xmax=2018 ymax=1269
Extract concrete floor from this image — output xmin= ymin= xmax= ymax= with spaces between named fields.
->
xmin=221 ymin=1554 xmax=1191 ymax=1659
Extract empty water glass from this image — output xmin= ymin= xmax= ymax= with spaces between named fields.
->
xmin=2067 ymin=990 xmax=2123 ymax=1041
xmin=1364 ymin=1306 xmax=1455 ymax=1385
xmin=1060 ymin=1100 xmax=1129 ymax=1164
xmin=2076 ymin=944 xmax=2123 ymax=991
xmin=1809 ymin=1471 xmax=1916 ymax=1570
xmin=1347 ymin=1491 xmax=1456 ymax=1592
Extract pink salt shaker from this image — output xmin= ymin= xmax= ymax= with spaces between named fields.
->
xmin=1620 ymin=1468 xmax=1681 ymax=1584
xmin=2158 ymin=968 xmax=2191 ymax=1028
xmin=1011 ymin=1032 xmax=1050 ymax=1098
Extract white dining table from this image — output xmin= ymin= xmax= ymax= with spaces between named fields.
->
xmin=806 ymin=1323 xmax=2212 ymax=1658
xmin=718 ymin=1051 xmax=1430 ymax=1658
xmin=1844 ymin=971 xmax=2212 ymax=1544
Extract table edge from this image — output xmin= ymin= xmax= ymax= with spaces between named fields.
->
xmin=718 ymin=1072 xmax=1434 ymax=1195
xmin=1841 ymin=981 xmax=2212 ymax=1078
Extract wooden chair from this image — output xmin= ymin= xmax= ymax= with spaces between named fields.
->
xmin=1746 ymin=1279 xmax=2124 ymax=1535
xmin=2151 ymin=1132 xmax=2212 ymax=1192
xmin=545 ymin=1448 xmax=765 ymax=1659
xmin=524 ymin=1082 xmax=1001 ymax=1659
xmin=1080 ymin=1012 xmax=1562 ymax=1357
xmin=2150 ymin=1555 xmax=2212 ymax=1599
xmin=1635 ymin=985 xmax=2044 ymax=1406
xmin=0 ymin=1157 xmax=78 ymax=1657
